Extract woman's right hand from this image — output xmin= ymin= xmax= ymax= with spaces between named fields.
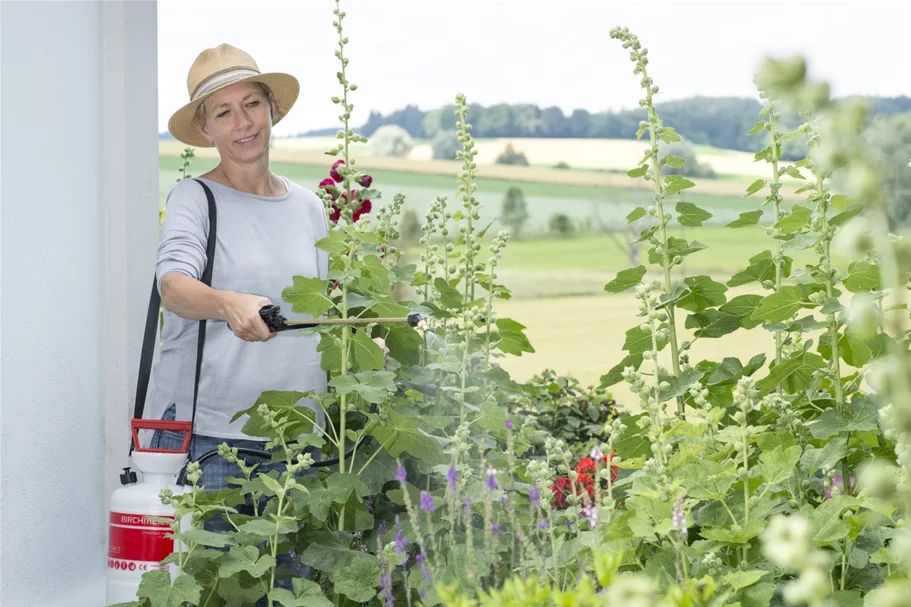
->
xmin=223 ymin=292 xmax=274 ymax=342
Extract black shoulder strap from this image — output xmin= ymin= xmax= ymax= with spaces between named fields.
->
xmin=131 ymin=179 xmax=217 ymax=452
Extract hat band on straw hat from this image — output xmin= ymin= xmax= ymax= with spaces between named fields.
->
xmin=192 ymin=67 xmax=262 ymax=100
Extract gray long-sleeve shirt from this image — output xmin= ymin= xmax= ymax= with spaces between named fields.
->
xmin=147 ymin=176 xmax=328 ymax=440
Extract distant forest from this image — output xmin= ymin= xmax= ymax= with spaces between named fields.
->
xmin=298 ymin=96 xmax=911 ymax=161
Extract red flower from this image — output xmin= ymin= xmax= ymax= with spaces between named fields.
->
xmin=575 ymin=458 xmax=596 ymax=475
xmin=329 ymin=205 xmax=341 ymax=223
xmin=550 ymin=477 xmax=573 ymax=509
xmin=356 ymin=174 xmax=373 ymax=188
xmin=353 ymin=199 xmax=372 ymax=222
xmin=330 ymin=159 xmax=345 ymax=183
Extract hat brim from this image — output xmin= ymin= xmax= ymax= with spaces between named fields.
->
xmin=167 ymin=72 xmax=300 ymax=148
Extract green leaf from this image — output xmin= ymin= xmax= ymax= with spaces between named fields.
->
xmin=368 ymin=409 xmax=445 ymax=465
xmin=626 ymin=207 xmax=647 ymax=223
xmin=660 ymin=127 xmax=682 ymax=143
xmin=385 ymin=326 xmax=423 ymax=366
xmin=136 ymin=572 xmax=202 ymax=607
xmin=774 ymin=206 xmax=811 ymax=233
xmin=495 ymin=318 xmax=535 ymax=356
xmin=232 ymin=391 xmax=316 ymax=439
xmin=800 ymin=437 xmax=847 ymax=471
xmin=727 ymin=251 xmax=775 ymax=287
xmin=808 ymin=398 xmax=879 ymax=439
xmin=756 ymin=353 xmax=826 ymax=396
xmin=282 ymin=276 xmax=332 ymax=318
xmin=648 ymin=237 xmax=707 ymax=264
xmin=627 ymin=164 xmax=648 ymax=178
xmin=758 ymin=445 xmax=802 ymax=485
xmin=700 ymin=519 xmax=765 ymax=544
xmin=684 ymin=310 xmax=741 ymax=339
xmin=664 ymin=175 xmax=696 ymax=193
xmin=238 ymin=518 xmax=297 ymax=539
xmin=830 ymin=204 xmax=865 ymax=228
xmin=844 ymin=261 xmax=881 ymax=293
xmin=811 ymin=495 xmax=862 ymax=545
xmin=315 ymin=230 xmax=348 ymax=254
xmin=831 ymin=194 xmax=858 ymax=210
xmin=747 ymin=121 xmax=766 ymax=136
xmin=624 ymin=325 xmax=665 ymax=355
xmin=676 ymin=202 xmax=713 ymax=227
xmin=726 ymin=210 xmax=763 ymax=228
xmin=840 ymin=332 xmax=872 ymax=367
xmin=181 ymin=528 xmax=237 ymax=548
xmin=270 ymin=579 xmax=333 ymax=607
xmin=299 ymin=532 xmax=361 ymax=573
xmin=351 ymin=330 xmax=385 ymax=372
xmin=434 ymin=277 xmax=463 ymax=309
xmin=725 ymin=569 xmax=769 ymax=591
xmin=328 ymin=374 xmax=357 ymax=395
xmin=740 ymin=582 xmax=776 ymax=607
xmin=371 ymin=296 xmax=410 ymax=317
xmin=783 ymin=165 xmax=806 ymax=180
xmin=745 ymin=179 xmax=766 ymax=197
xmin=751 ymin=286 xmax=802 ymax=323
xmin=636 ymin=225 xmax=659 ymax=243
xmin=358 ymin=255 xmax=391 ymax=293
xmin=352 ymin=370 xmax=397 ymax=403
xmin=662 ymin=154 xmax=686 ymax=169
xmin=219 ymin=545 xmax=275 ymax=579
xmin=657 ymin=284 xmax=690 ymax=309
xmin=600 ymin=353 xmax=643 ymax=387
xmin=658 ymin=368 xmax=705 ymax=402
xmin=605 ymin=266 xmax=647 ymax=293
xmin=331 ymin=556 xmax=380 ymax=602
xmin=677 ymin=275 xmax=728 ymax=312
xmin=832 ymin=591 xmax=863 ymax=607
xmin=720 ymin=295 xmax=764 ymax=329
xmin=676 ymin=461 xmax=737 ymax=500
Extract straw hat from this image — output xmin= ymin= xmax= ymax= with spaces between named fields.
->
xmin=168 ymin=44 xmax=299 ymax=148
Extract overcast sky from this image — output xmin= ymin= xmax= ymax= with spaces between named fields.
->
xmin=157 ymin=0 xmax=911 ymax=137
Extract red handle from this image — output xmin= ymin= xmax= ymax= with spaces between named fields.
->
xmin=131 ymin=419 xmax=192 ymax=454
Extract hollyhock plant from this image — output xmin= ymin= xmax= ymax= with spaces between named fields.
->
xmin=330 ymin=159 xmax=345 ymax=183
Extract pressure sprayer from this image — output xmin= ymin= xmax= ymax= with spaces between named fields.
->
xmin=106 ymin=179 xmax=429 ymax=605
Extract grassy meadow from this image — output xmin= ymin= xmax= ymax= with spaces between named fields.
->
xmin=159 ymin=139 xmax=870 ymax=410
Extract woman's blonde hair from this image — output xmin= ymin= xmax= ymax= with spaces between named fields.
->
xmin=193 ymin=82 xmax=275 ymax=128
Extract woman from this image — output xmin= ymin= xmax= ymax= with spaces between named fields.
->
xmin=147 ymin=43 xmax=328 ymax=495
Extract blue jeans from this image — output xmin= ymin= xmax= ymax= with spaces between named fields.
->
xmin=150 ymin=405 xmax=313 ymax=604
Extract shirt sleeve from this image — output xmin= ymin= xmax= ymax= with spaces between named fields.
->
xmin=156 ymin=179 xmax=210 ymax=294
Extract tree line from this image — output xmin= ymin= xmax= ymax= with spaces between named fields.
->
xmin=300 ymin=96 xmax=911 ymax=161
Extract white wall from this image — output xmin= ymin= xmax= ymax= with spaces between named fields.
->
xmin=0 ymin=2 xmax=159 ymax=605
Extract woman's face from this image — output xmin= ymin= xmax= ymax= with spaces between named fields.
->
xmin=199 ymin=82 xmax=274 ymax=164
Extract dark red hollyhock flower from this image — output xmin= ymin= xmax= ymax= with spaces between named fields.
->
xmin=330 ymin=159 xmax=345 ymax=183
xmin=356 ymin=174 xmax=373 ymax=188
xmin=329 ymin=206 xmax=341 ymax=223
xmin=353 ymin=199 xmax=372 ymax=222
xmin=551 ymin=477 xmax=573 ymax=510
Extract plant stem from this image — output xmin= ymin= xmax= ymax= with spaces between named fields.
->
xmin=641 ymin=62 xmax=683 ymax=417
xmin=768 ymin=108 xmax=784 ymax=364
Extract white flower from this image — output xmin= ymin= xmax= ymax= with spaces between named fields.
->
xmin=761 ymin=514 xmax=811 ymax=570
xmin=783 ymin=567 xmax=829 ymax=605
xmin=604 ymin=573 xmax=658 ymax=607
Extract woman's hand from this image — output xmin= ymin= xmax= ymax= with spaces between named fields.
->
xmin=223 ymin=292 xmax=274 ymax=342
xmin=373 ymin=337 xmax=389 ymax=369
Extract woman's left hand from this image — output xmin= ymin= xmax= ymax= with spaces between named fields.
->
xmin=372 ymin=337 xmax=389 ymax=369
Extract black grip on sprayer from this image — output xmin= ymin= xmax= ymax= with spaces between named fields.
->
xmin=259 ymin=305 xmax=287 ymax=333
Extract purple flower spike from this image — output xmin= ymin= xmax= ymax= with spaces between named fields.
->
xmin=420 ymin=491 xmax=436 ymax=512
xmin=394 ymin=517 xmax=408 ymax=566
xmin=463 ymin=497 xmax=473 ymax=519
xmin=446 ymin=465 xmax=459 ymax=491
xmin=486 ymin=466 xmax=498 ymax=491
xmin=538 ymin=520 xmax=550 ymax=530
xmin=491 ymin=522 xmax=502 ymax=535
xmin=395 ymin=465 xmax=406 ymax=484
xmin=500 ymin=494 xmax=510 ymax=507
xmin=529 ymin=484 xmax=540 ymax=505
xmin=504 ymin=418 xmax=513 ymax=431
